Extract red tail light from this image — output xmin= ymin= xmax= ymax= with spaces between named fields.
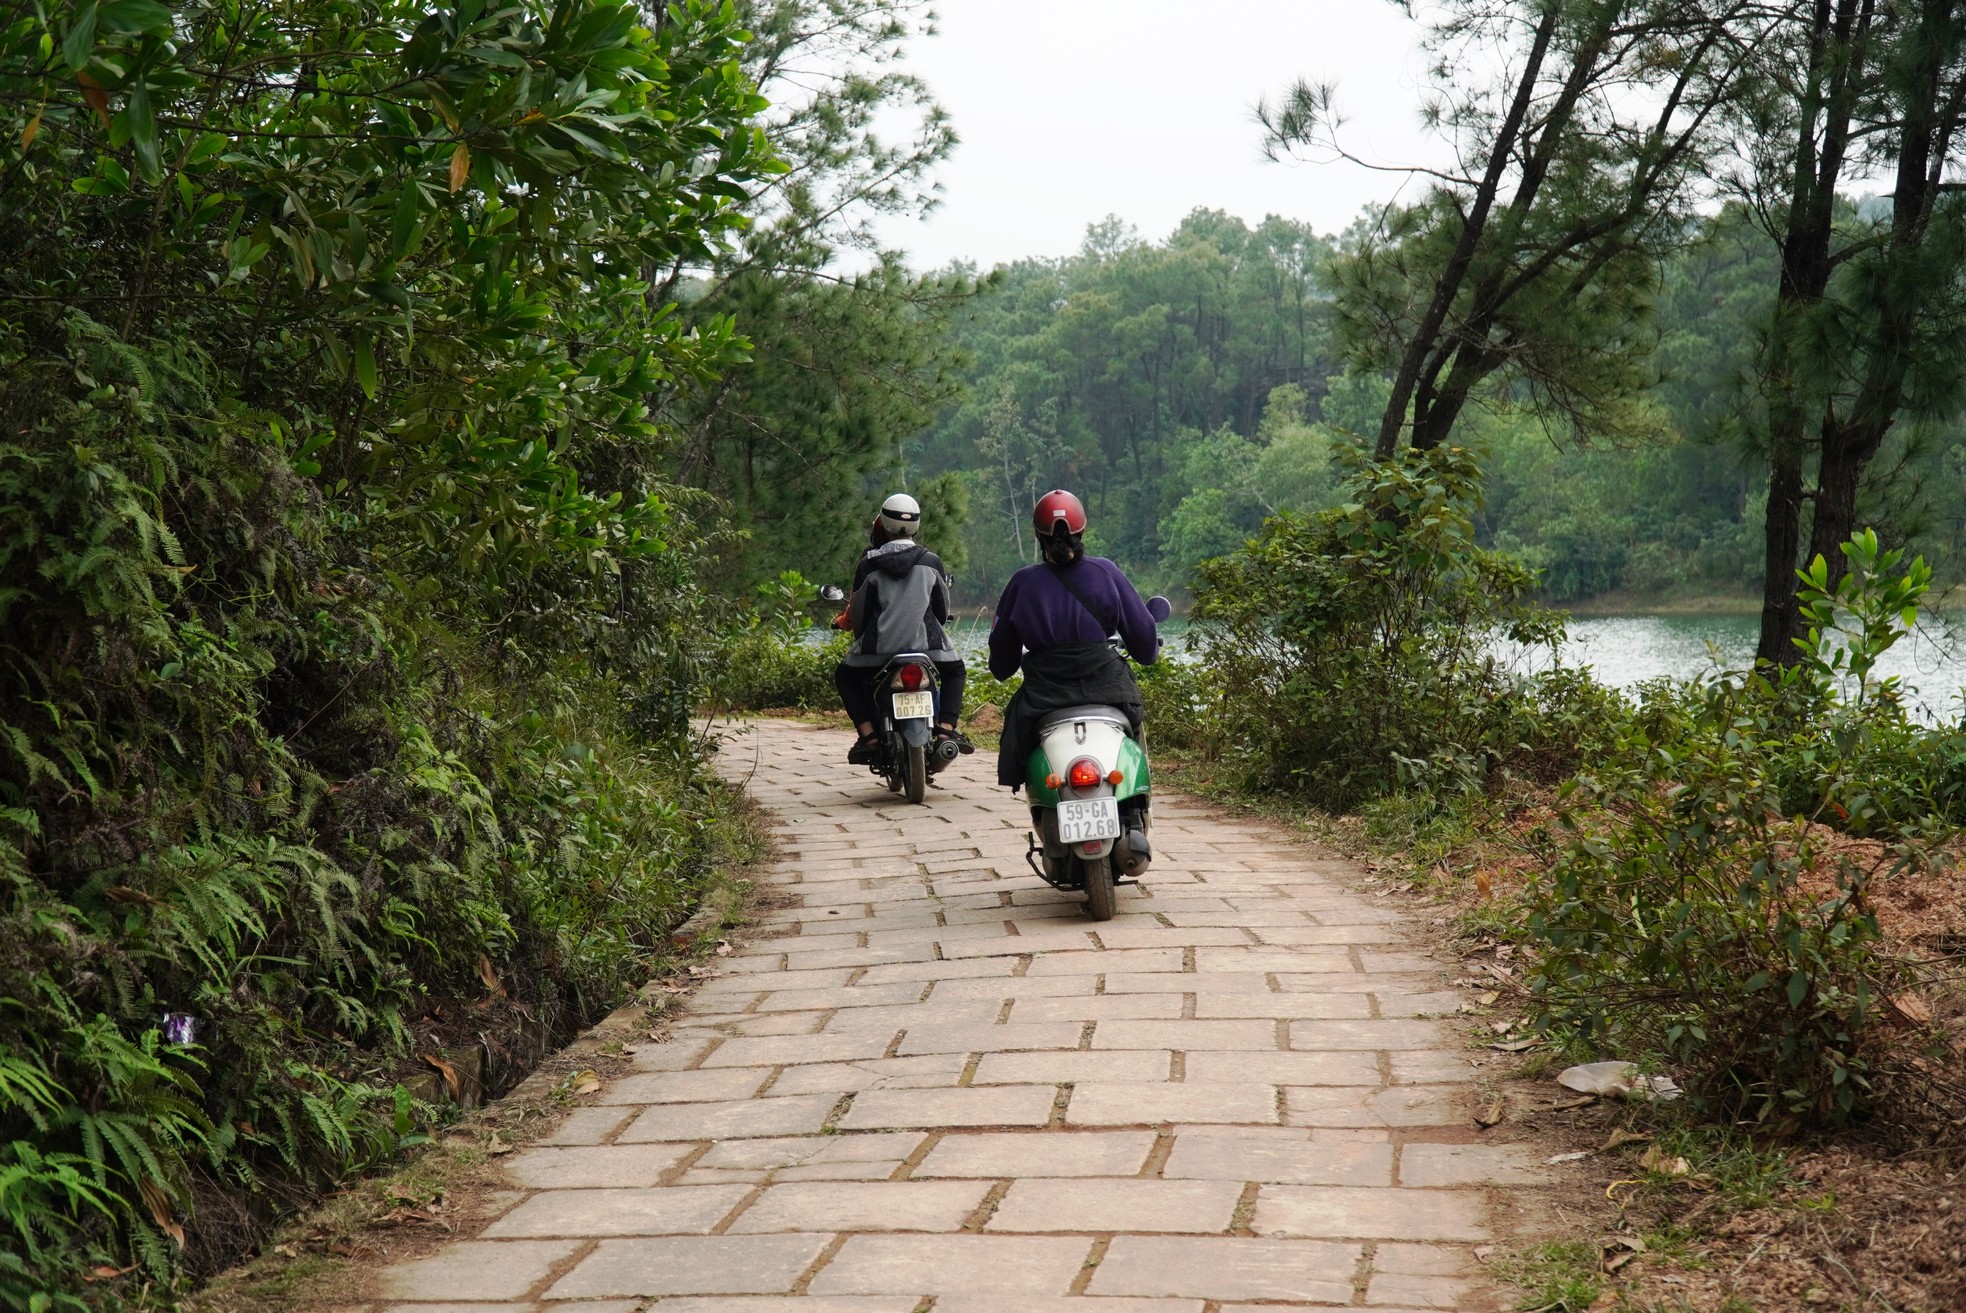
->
xmin=899 ymin=664 xmax=926 ymax=691
xmin=1068 ymin=759 xmax=1102 ymax=789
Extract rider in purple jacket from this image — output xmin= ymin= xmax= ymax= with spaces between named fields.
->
xmin=989 ymin=490 xmax=1159 ymax=788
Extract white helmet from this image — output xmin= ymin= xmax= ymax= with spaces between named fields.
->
xmin=879 ymin=492 xmax=922 ymax=538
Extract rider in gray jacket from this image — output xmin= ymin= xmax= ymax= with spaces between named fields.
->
xmin=835 ymin=494 xmax=970 ymax=765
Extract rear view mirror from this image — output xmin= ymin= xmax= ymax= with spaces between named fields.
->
xmin=818 ymin=584 xmax=846 ymax=603
xmin=1146 ymin=595 xmax=1172 ymax=623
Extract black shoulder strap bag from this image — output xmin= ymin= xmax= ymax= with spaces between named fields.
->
xmin=1049 ymin=562 xmax=1111 ymax=635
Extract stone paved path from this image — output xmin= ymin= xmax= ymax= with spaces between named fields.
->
xmin=362 ymin=719 xmax=1550 ymax=1312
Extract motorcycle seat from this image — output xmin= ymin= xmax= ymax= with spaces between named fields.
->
xmin=1038 ymin=705 xmax=1132 ymax=730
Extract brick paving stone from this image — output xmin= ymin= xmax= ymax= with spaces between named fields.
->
xmin=1026 ymin=947 xmax=1186 ymax=975
xmin=1066 ymin=1082 xmax=1279 ymax=1126
xmin=676 ymin=1012 xmax=827 ymax=1038
xmin=726 ymin=1180 xmax=991 ymax=1232
xmin=854 ymin=958 xmax=1021 ymax=984
xmin=1087 ymin=1236 xmax=1359 ymax=1301
xmin=892 ymin=1021 xmax=1083 ymax=1055
xmin=1193 ymin=993 xmax=1374 ymax=1020
xmin=762 ymin=1054 xmax=966 ymax=1096
xmin=1253 ymin=924 xmax=1401 ymax=946
xmin=544 ymin=1235 xmax=831 ymax=1299
xmin=1182 ymin=1050 xmax=1380 ymax=1087
xmin=925 ymin=975 xmax=1095 ymax=1002
xmin=1089 ymin=926 xmax=1254 ymax=950
xmin=752 ymin=983 xmax=926 ymax=1012
xmin=836 ymin=1085 xmax=1057 ymax=1129
xmin=1254 ymin=1185 xmax=1488 ymax=1241
xmin=379 ymin=1239 xmax=581 ymax=1301
xmin=822 ymin=1003 xmax=1006 ymax=1036
xmin=1373 ymin=1241 xmax=1474 ymax=1275
xmin=1005 ymin=993 xmax=1186 ymax=1022
xmin=1388 ymin=1051 xmax=1479 ymax=1083
xmin=914 ymin=1130 xmax=1158 ymax=1178
xmin=1104 ymin=970 xmax=1269 ymax=994
xmin=1365 ymin=1272 xmax=1486 ymax=1308
xmin=625 ymin=1039 xmax=721 ymax=1071
xmin=693 ymin=1132 xmax=923 ymax=1173
xmin=970 ymin=1049 xmax=1172 ymax=1085
xmin=540 ymin=1106 xmax=636 ymax=1146
xmin=633 ymin=1301 xmax=917 ymax=1312
xmin=1282 ymin=1086 xmax=1464 ymax=1129
xmin=380 ymin=1303 xmax=563 ymax=1313
xmin=806 ymin=1234 xmax=1093 ymax=1295
xmin=597 ymin=1067 xmax=772 ymax=1105
xmin=697 ymin=1034 xmax=895 ymax=1068
xmin=1288 ymin=1019 xmax=1455 ymax=1051
xmin=484 ymin=1184 xmax=750 ymax=1237
xmin=617 ymin=1094 xmax=837 ymax=1142
xmin=1090 ymin=1020 xmax=1281 ymax=1051
xmin=1400 ymin=1142 xmax=1551 ymax=1187
xmin=501 ymin=1143 xmax=694 ymax=1188
xmin=1162 ymin=1133 xmax=1394 ymax=1187
xmin=989 ymin=1178 xmax=1243 ymax=1233
xmin=361 ymin=723 xmax=1534 ymax=1312
xmin=1273 ymin=972 xmax=1431 ymax=995
xmin=936 ymin=1300 xmax=1205 ymax=1313
xmin=1193 ymin=948 xmax=1357 ymax=975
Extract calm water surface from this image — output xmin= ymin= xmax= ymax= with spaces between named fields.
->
xmin=941 ymin=613 xmax=1966 ymax=719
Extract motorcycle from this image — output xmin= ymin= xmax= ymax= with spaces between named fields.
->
xmin=870 ymin=652 xmax=961 ymax=803
xmin=1022 ymin=595 xmax=1173 ymax=920
xmin=819 ymin=586 xmax=959 ymax=805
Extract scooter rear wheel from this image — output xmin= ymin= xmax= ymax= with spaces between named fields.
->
xmin=1081 ymin=853 xmax=1115 ymax=921
xmin=903 ymin=742 xmax=927 ymax=803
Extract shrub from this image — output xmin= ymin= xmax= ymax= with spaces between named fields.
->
xmin=1188 ymin=443 xmax=1596 ymax=809
xmin=709 ymin=574 xmax=849 ymax=712
xmin=1521 ymin=534 xmax=1945 ymax=1130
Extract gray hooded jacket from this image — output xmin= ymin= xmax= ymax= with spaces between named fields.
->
xmin=843 ymin=540 xmax=957 ymax=665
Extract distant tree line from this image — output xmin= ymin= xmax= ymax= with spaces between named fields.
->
xmin=892 ymin=0 xmax=1966 ymax=650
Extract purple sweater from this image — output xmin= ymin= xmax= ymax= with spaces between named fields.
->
xmin=988 ymin=556 xmax=1160 ymax=680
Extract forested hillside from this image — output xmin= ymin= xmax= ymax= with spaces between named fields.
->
xmin=911 ymin=209 xmax=1966 ymax=604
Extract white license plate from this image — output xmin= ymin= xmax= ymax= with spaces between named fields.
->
xmin=1057 ymin=797 xmax=1121 ymax=842
xmin=891 ymin=691 xmax=934 ymax=721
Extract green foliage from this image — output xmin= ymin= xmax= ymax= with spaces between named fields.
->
xmin=1186 ymin=444 xmax=1601 ymax=809
xmin=712 ymin=574 xmax=850 ymax=711
xmin=1522 ymin=538 xmax=1946 ymax=1130
xmin=0 ymin=0 xmax=770 ymax=1299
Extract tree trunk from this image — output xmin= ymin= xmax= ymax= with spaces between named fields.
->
xmin=1373 ymin=6 xmax=1561 ymax=459
xmin=1754 ymin=0 xmax=1869 ymax=665
xmin=1799 ymin=0 xmax=1958 ymax=595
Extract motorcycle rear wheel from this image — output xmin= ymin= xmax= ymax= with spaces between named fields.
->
xmin=1081 ymin=853 xmax=1115 ymax=921
xmin=903 ymin=742 xmax=927 ymax=803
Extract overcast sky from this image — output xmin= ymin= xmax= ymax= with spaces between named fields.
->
xmin=870 ymin=0 xmax=1450 ymax=269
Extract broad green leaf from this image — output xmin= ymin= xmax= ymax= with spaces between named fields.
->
xmin=62 ymin=2 xmax=99 ymax=72
xmin=123 ymin=79 xmax=161 ymax=182
xmin=99 ymin=0 xmax=173 ymax=31
xmin=353 ymin=335 xmax=377 ymax=400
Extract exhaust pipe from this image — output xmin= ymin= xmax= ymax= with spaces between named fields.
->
xmin=1116 ymin=827 xmax=1151 ymax=876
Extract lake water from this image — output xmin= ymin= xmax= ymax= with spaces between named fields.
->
xmin=938 ymin=613 xmax=1966 ymax=720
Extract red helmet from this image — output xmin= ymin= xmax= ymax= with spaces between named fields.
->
xmin=1032 ymin=489 xmax=1087 ymax=537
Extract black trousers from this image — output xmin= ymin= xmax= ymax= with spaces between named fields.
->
xmin=836 ymin=660 xmax=966 ymax=728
